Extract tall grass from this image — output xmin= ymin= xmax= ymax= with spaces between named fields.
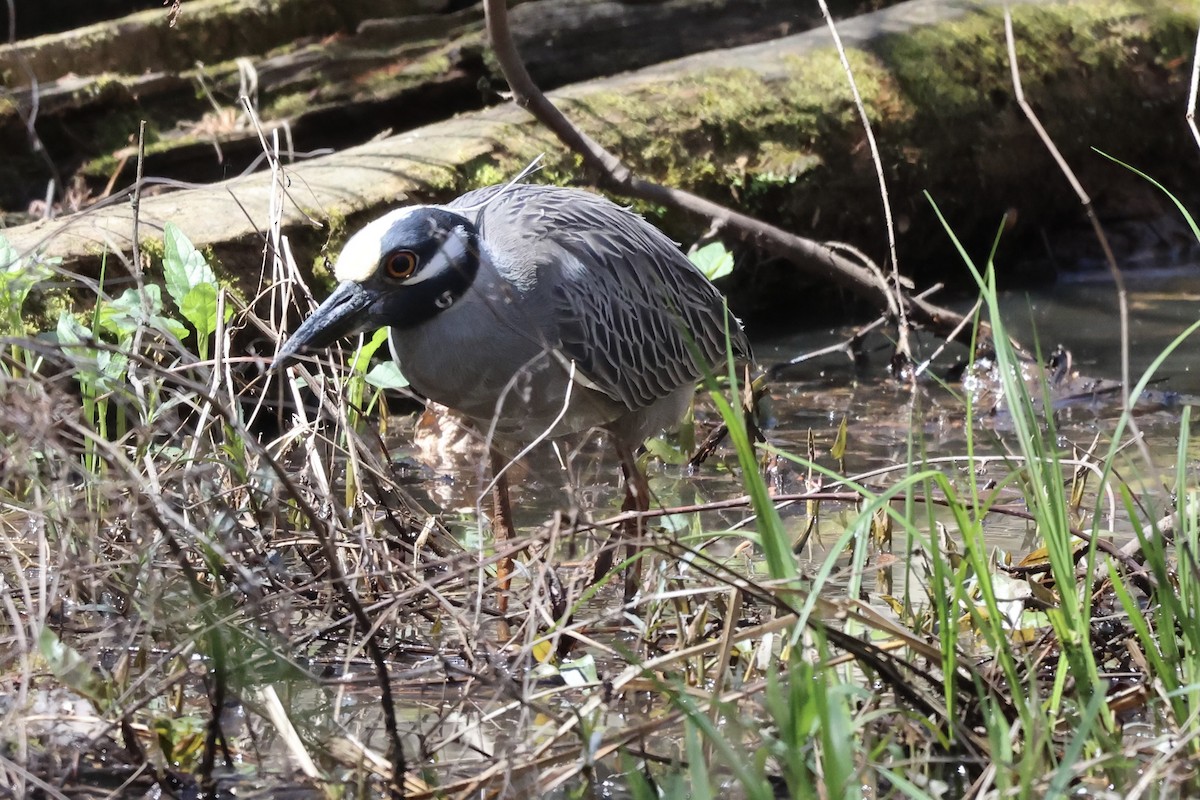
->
xmin=623 ymin=195 xmax=1200 ymax=798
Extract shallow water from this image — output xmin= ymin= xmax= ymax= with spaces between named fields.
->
xmin=279 ymin=270 xmax=1200 ymax=795
xmin=394 ymin=271 xmax=1200 ymax=578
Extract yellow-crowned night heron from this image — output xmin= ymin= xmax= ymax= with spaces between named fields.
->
xmin=274 ymin=183 xmax=750 ymax=607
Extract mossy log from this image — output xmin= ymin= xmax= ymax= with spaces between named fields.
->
xmin=0 ymin=0 xmax=806 ymax=211
xmin=0 ymin=0 xmax=446 ymax=86
xmin=2 ymin=0 xmax=1198 ymax=320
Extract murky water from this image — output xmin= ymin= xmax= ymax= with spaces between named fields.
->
xmin=393 ymin=271 xmax=1200 ymax=577
xmin=767 ymin=273 xmax=1200 ymax=568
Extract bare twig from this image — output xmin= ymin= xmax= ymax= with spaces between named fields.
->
xmin=480 ymin=0 xmax=983 ymax=348
xmin=814 ymin=0 xmax=911 ymax=366
xmin=1187 ymin=21 xmax=1200 ymax=152
xmin=130 ymin=120 xmax=148 ymax=318
xmin=770 ymin=283 xmax=945 ymax=377
xmin=1003 ymin=10 xmax=1152 ymax=470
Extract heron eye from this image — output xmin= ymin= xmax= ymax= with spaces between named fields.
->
xmin=385 ymin=250 xmax=418 ymax=280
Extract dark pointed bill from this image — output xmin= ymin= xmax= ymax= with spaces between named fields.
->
xmin=272 ymin=281 xmax=376 ymax=369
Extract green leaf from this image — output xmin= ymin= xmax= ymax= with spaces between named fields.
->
xmin=56 ymin=311 xmax=91 ymax=348
xmin=351 ymin=327 xmax=391 ymax=374
xmin=162 ymin=223 xmax=216 ymax=309
xmin=96 ymin=350 xmax=129 ymax=384
xmin=364 ymin=360 xmax=409 ymax=390
xmin=39 ymin=627 xmax=103 ymax=702
xmin=180 ymin=283 xmax=220 ymax=341
xmin=643 ymin=435 xmax=688 ymax=465
xmin=689 ymin=241 xmax=734 ymax=281
xmin=106 ymin=285 xmax=163 ymax=324
xmin=57 ymin=312 xmax=127 ymax=389
xmin=559 ymin=653 xmax=599 ymax=686
xmin=99 ymin=286 xmax=189 ymax=341
xmin=0 ymin=237 xmax=54 ymax=332
xmin=830 ymin=415 xmax=848 ymax=460
xmin=154 ymin=715 xmax=208 ymax=769
xmin=658 ymin=513 xmax=694 ymax=534
xmin=0 ymin=236 xmax=17 ymax=272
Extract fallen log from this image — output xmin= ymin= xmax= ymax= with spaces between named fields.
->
xmin=0 ymin=0 xmax=806 ymax=211
xmin=1 ymin=0 xmax=1195 ymax=321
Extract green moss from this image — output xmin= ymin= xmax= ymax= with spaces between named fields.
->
xmin=878 ymin=0 xmax=1193 ymax=114
xmin=305 ymin=207 xmax=349 ymax=285
xmin=450 ymin=0 xmax=1196 ymax=274
xmin=402 ymin=50 xmax=453 ymax=79
xmin=323 ymin=207 xmax=350 ymax=254
xmin=74 ymin=99 xmax=180 ymax=179
xmin=355 ymin=42 xmax=462 ymax=100
xmin=138 ymin=236 xmax=166 ymax=265
xmin=15 ymin=0 xmax=1188 ymax=297
xmin=461 ymin=159 xmax=509 ymax=191
xmin=263 ymin=91 xmax=312 ymax=120
xmin=457 ymin=49 xmax=903 ymax=232
xmin=32 ymin=291 xmax=74 ymax=335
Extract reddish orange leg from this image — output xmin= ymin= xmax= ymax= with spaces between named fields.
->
xmin=615 ymin=441 xmax=649 ymax=603
xmin=490 ymin=449 xmax=515 ymax=640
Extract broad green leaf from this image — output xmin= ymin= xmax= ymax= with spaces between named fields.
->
xmin=559 ymin=653 xmax=598 ymax=686
xmin=96 ymin=350 xmax=129 ymax=384
xmin=100 ymin=286 xmax=189 ymax=341
xmin=643 ymin=435 xmax=688 ymax=465
xmin=107 ymin=284 xmax=164 ymax=318
xmin=364 ymin=360 xmax=409 ymax=390
xmin=658 ymin=513 xmax=694 ymax=534
xmin=0 ymin=237 xmax=53 ymax=328
xmin=689 ymin=241 xmax=734 ymax=281
xmin=180 ymin=283 xmax=220 ymax=340
xmin=0 ymin=236 xmax=18 ymax=273
xmin=162 ymin=223 xmax=216 ymax=309
xmin=57 ymin=312 xmax=126 ymax=389
xmin=39 ymin=627 xmax=102 ymax=702
xmin=56 ymin=311 xmax=91 ymax=347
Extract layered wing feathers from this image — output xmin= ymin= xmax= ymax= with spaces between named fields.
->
xmin=450 ymin=184 xmax=750 ymax=412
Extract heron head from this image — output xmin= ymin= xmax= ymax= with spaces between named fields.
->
xmin=273 ymin=206 xmax=480 ymax=368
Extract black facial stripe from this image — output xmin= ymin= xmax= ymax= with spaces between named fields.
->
xmin=380 ymin=209 xmax=478 ymax=281
xmin=369 ymin=209 xmax=481 ymax=329
xmin=373 ymin=257 xmax=475 ymax=329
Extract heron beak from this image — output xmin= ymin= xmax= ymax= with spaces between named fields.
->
xmin=272 ymin=281 xmax=376 ymax=368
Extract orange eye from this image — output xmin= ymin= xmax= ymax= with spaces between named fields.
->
xmin=385 ymin=250 xmax=418 ymax=279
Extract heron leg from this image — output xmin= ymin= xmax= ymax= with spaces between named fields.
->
xmin=490 ymin=449 xmax=515 ymax=639
xmin=615 ymin=441 xmax=648 ymax=602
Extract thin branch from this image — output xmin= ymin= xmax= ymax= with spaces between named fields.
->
xmin=1187 ymin=20 xmax=1200 ymax=152
xmin=814 ymin=0 xmax=911 ymax=365
xmin=481 ymin=0 xmax=985 ymax=348
xmin=1003 ymin=9 xmax=1152 ymax=470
